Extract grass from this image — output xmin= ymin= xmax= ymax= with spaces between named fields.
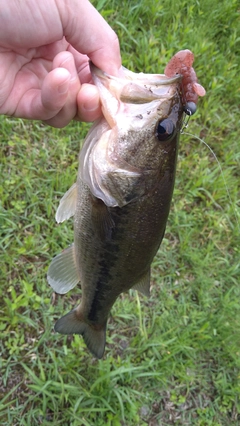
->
xmin=0 ymin=0 xmax=239 ymax=424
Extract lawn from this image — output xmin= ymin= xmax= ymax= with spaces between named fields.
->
xmin=0 ymin=0 xmax=239 ymax=425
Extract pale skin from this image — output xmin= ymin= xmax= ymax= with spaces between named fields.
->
xmin=0 ymin=0 xmax=121 ymax=127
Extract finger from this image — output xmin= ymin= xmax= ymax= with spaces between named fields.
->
xmin=57 ymin=0 xmax=122 ymax=75
xmin=41 ymin=67 xmax=71 ymax=113
xmin=44 ymin=51 xmax=81 ymax=127
xmin=77 ymin=83 xmax=102 ymax=122
xmin=10 ymin=67 xmax=70 ymax=120
xmin=67 ymin=46 xmax=92 ymax=84
xmin=53 ymin=52 xmax=102 ymax=123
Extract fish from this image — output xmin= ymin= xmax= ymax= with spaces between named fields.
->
xmin=47 ymin=50 xmax=205 ymax=359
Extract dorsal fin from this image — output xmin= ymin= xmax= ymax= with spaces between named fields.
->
xmin=132 ymin=269 xmax=151 ymax=297
xmin=55 ymin=183 xmax=77 ymax=223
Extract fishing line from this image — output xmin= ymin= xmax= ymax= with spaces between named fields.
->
xmin=181 ymin=128 xmax=240 ymax=232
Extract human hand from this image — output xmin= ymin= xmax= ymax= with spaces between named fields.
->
xmin=0 ymin=0 xmax=121 ymax=127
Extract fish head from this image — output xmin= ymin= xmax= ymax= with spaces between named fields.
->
xmin=80 ymin=63 xmax=184 ymax=207
xmin=91 ymin=63 xmax=182 ymax=125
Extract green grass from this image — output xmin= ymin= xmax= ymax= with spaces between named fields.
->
xmin=0 ymin=0 xmax=239 ymax=424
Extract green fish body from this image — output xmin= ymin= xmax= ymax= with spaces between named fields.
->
xmin=48 ymin=62 xmax=185 ymax=358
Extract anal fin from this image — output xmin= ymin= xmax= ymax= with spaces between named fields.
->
xmin=47 ymin=244 xmax=79 ymax=294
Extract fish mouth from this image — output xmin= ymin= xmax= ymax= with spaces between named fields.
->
xmin=90 ymin=61 xmax=182 ymax=86
xmin=90 ymin=61 xmax=182 ymax=106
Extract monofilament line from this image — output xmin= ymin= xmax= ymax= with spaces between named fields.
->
xmin=182 ymin=131 xmax=240 ymax=232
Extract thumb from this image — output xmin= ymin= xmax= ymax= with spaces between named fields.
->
xmin=57 ymin=0 xmax=121 ymax=75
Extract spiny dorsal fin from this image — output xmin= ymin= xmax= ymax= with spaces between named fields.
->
xmin=47 ymin=244 xmax=79 ymax=294
xmin=55 ymin=183 xmax=77 ymax=223
xmin=132 ymin=269 xmax=151 ymax=297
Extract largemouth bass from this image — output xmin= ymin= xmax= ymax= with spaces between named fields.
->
xmin=47 ymin=50 xmax=205 ymax=359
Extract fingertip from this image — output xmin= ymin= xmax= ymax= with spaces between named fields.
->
xmin=77 ymin=83 xmax=102 ymax=122
xmin=42 ymin=68 xmax=71 ymax=110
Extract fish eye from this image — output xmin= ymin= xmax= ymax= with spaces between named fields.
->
xmin=183 ymin=101 xmax=197 ymax=116
xmin=156 ymin=119 xmax=176 ymax=142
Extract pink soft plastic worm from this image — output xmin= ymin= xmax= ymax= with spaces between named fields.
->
xmin=164 ymin=50 xmax=206 ymax=113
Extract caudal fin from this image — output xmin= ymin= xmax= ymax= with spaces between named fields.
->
xmin=54 ymin=309 xmax=106 ymax=359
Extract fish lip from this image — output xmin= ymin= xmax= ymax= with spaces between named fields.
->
xmin=89 ymin=61 xmax=182 ymax=86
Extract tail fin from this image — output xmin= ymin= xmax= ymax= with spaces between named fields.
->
xmin=54 ymin=309 xmax=106 ymax=359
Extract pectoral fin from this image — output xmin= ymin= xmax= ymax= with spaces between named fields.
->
xmin=47 ymin=244 xmax=79 ymax=294
xmin=132 ymin=269 xmax=151 ymax=297
xmin=91 ymin=196 xmax=115 ymax=240
xmin=55 ymin=183 xmax=77 ymax=223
